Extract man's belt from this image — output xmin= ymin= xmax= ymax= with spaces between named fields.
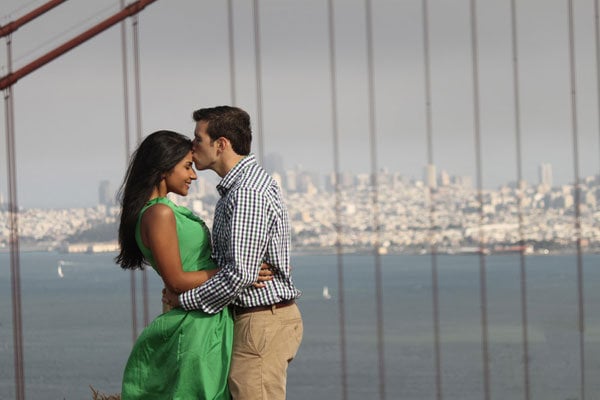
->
xmin=233 ymin=299 xmax=296 ymax=316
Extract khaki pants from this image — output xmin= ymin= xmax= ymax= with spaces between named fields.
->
xmin=229 ymin=303 xmax=303 ymax=400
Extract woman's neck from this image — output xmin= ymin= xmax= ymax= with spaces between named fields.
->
xmin=148 ymin=183 xmax=167 ymax=201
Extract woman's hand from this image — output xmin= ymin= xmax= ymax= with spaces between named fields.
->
xmin=253 ymin=263 xmax=274 ymax=288
xmin=162 ymin=287 xmax=179 ymax=311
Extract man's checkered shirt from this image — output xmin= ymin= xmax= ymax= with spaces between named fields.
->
xmin=179 ymin=154 xmax=301 ymax=314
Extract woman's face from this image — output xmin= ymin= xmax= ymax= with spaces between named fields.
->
xmin=164 ymin=151 xmax=197 ymax=196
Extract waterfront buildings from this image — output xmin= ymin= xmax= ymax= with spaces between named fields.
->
xmin=1 ymin=168 xmax=598 ymax=255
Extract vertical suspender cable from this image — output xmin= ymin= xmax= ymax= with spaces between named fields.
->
xmin=325 ymin=1 xmax=348 ymax=398
xmin=0 ymin=1 xmax=158 ymax=392
xmin=1 ymin=3 xmax=72 ymax=396
xmin=227 ymin=0 xmax=237 ymax=106
xmin=4 ymin=32 xmax=25 ymax=400
xmin=468 ymin=2 xmax=491 ymax=399
xmin=566 ymin=2 xmax=586 ymax=399
xmin=0 ymin=0 xmax=159 ymax=91
xmin=508 ymin=1 xmax=531 ymax=399
xmin=131 ymin=13 xmax=149 ymax=327
xmin=421 ymin=1 xmax=443 ymax=399
xmin=251 ymin=0 xmax=264 ymax=165
xmin=595 ymin=0 xmax=600 ymax=176
xmin=364 ymin=1 xmax=386 ymax=399
xmin=120 ymin=0 xmax=138 ymax=343
xmin=119 ymin=2 xmax=132 ymax=228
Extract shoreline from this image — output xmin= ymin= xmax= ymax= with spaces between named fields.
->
xmin=0 ymin=244 xmax=596 ymax=257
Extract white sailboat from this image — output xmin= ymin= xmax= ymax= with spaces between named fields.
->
xmin=322 ymin=286 xmax=331 ymax=300
xmin=57 ymin=260 xmax=64 ymax=278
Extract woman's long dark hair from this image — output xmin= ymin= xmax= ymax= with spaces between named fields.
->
xmin=115 ymin=130 xmax=193 ymax=270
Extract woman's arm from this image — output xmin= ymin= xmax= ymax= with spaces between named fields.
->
xmin=141 ymin=204 xmax=218 ymax=294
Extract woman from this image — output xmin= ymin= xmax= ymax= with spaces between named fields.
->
xmin=115 ymin=130 xmax=269 ymax=399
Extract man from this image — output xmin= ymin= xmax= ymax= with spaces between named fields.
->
xmin=166 ymin=106 xmax=303 ymax=400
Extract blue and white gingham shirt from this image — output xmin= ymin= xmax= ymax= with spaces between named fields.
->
xmin=179 ymin=154 xmax=301 ymax=314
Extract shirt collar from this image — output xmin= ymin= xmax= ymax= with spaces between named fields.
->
xmin=216 ymin=154 xmax=256 ymax=196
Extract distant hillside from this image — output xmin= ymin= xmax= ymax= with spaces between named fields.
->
xmin=67 ymin=221 xmax=118 ymax=243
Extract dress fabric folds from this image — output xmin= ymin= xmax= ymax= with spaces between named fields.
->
xmin=121 ymin=197 xmax=233 ymax=400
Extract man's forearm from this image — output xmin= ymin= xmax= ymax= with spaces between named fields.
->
xmin=178 ymin=266 xmax=249 ymax=313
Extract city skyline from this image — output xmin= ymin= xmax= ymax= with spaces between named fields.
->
xmin=2 ymin=160 xmax=598 ymax=255
xmin=0 ymin=0 xmax=599 ymax=208
xmin=1 ymin=158 xmax=593 ymax=211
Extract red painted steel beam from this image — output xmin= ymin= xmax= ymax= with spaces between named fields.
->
xmin=0 ymin=0 xmax=158 ymax=90
xmin=0 ymin=0 xmax=68 ymax=38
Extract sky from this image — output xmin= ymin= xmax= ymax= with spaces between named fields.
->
xmin=0 ymin=0 xmax=599 ymax=208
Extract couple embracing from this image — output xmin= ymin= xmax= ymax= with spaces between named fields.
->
xmin=115 ymin=105 xmax=303 ymax=399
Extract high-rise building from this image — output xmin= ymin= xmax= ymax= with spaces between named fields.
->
xmin=98 ymin=180 xmax=115 ymax=206
xmin=339 ymin=172 xmax=355 ymax=188
xmin=191 ymin=199 xmax=204 ymax=215
xmin=264 ymin=153 xmax=285 ymax=175
xmin=539 ymin=163 xmax=553 ymax=188
xmin=585 ymin=190 xmax=596 ymax=208
xmin=424 ymin=164 xmax=437 ymax=189
xmin=194 ymin=176 xmax=208 ymax=198
xmin=325 ymin=172 xmax=336 ymax=192
xmin=298 ymin=173 xmax=317 ymax=194
xmin=453 ymin=175 xmax=472 ymax=189
xmin=325 ymin=171 xmax=356 ymax=192
xmin=285 ymin=169 xmax=297 ymax=192
xmin=272 ymin=172 xmax=284 ymax=193
xmin=439 ymin=169 xmax=450 ymax=186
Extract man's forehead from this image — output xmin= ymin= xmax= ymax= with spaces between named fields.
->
xmin=195 ymin=120 xmax=209 ymax=130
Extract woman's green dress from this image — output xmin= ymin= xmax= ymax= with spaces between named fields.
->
xmin=121 ymin=197 xmax=233 ymax=400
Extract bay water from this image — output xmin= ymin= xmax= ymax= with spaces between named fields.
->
xmin=0 ymin=252 xmax=599 ymax=400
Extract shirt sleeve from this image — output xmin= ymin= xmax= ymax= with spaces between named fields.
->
xmin=179 ymin=188 xmax=270 ymax=314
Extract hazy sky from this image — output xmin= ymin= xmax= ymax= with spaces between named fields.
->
xmin=0 ymin=0 xmax=599 ymax=208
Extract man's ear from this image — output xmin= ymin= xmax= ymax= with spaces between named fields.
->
xmin=216 ymin=136 xmax=230 ymax=151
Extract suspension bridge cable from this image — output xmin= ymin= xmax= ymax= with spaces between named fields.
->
xmin=0 ymin=0 xmax=47 ymax=22
xmin=364 ymin=1 xmax=386 ymax=399
xmin=420 ymin=1 xmax=443 ymax=399
xmin=8 ymin=2 xmax=118 ymax=67
xmin=119 ymin=0 xmax=138 ymax=343
xmin=226 ymin=0 xmax=237 ymax=106
xmin=3 ymin=33 xmax=25 ymax=400
xmin=509 ymin=1 xmax=532 ymax=399
xmin=251 ymin=0 xmax=265 ymax=165
xmin=468 ymin=2 xmax=491 ymax=399
xmin=0 ymin=0 xmax=67 ymax=39
xmin=595 ymin=0 xmax=600 ymax=174
xmin=325 ymin=1 xmax=348 ymax=398
xmin=566 ymin=2 xmax=586 ymax=399
xmin=131 ymin=13 xmax=150 ymax=328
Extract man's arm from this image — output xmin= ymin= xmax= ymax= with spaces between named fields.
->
xmin=177 ymin=189 xmax=270 ymax=313
xmin=162 ymin=264 xmax=273 ymax=308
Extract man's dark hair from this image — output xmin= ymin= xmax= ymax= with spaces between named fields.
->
xmin=192 ymin=106 xmax=252 ymax=155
